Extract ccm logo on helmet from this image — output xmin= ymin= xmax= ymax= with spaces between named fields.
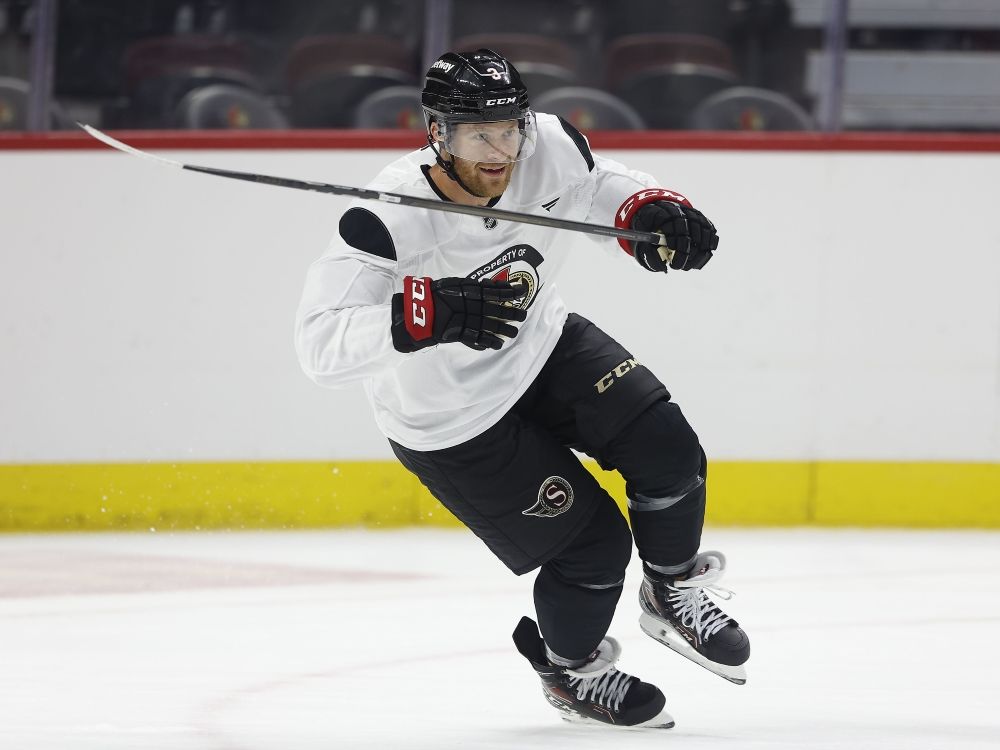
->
xmin=485 ymin=97 xmax=517 ymax=106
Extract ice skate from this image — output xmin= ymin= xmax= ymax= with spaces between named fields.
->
xmin=639 ymin=550 xmax=750 ymax=685
xmin=512 ymin=616 xmax=674 ymax=729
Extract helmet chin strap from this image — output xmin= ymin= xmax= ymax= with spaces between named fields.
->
xmin=426 ymin=135 xmax=481 ymax=199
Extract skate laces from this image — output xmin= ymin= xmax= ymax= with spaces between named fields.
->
xmin=567 ymin=669 xmax=634 ymax=713
xmin=564 ymin=636 xmax=634 ymax=713
xmin=668 ymin=551 xmax=734 ymax=641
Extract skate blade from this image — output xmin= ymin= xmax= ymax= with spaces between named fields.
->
xmin=639 ymin=612 xmax=747 ymax=685
xmin=561 ymin=707 xmax=675 ymax=730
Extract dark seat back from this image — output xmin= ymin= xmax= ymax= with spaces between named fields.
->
xmin=532 ymin=87 xmax=646 ymax=130
xmin=173 ymin=83 xmax=289 ymax=129
xmin=689 ymin=86 xmax=815 ymax=131
xmin=605 ymin=33 xmax=739 ymax=129
xmin=122 ymin=34 xmax=264 ymax=127
xmin=353 ymin=85 xmax=424 ymax=129
xmin=286 ymin=33 xmax=417 ymax=128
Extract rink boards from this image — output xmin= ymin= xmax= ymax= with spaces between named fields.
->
xmin=2 ymin=460 xmax=998 ymax=531
xmin=2 ymin=133 xmax=999 ymax=532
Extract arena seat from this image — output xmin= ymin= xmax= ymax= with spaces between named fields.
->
xmin=286 ymin=33 xmax=417 ymax=128
xmin=689 ymin=86 xmax=815 ymax=131
xmin=532 ymin=86 xmax=646 ymax=130
xmin=605 ymin=33 xmax=739 ymax=129
xmin=122 ymin=34 xmax=265 ymax=127
xmin=353 ymin=85 xmax=424 ymax=129
xmin=172 ymin=83 xmax=288 ymax=129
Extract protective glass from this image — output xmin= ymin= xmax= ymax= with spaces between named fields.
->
xmin=431 ymin=112 xmax=538 ymax=164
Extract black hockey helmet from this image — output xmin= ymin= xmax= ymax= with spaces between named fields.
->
xmin=422 ymin=48 xmax=531 ymax=123
xmin=422 ymin=49 xmax=537 ymax=164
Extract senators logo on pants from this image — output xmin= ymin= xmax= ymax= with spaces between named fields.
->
xmin=523 ymin=476 xmax=575 ymax=518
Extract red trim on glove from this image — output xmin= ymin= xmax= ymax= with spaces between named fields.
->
xmin=614 ymin=188 xmax=692 ymax=255
xmin=403 ymin=276 xmax=434 ymax=342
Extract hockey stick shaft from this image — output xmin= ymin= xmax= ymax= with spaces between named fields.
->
xmin=187 ymin=163 xmax=666 ymax=246
xmin=80 ymin=125 xmax=668 ymax=249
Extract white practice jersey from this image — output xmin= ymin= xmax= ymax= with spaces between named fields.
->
xmin=295 ymin=113 xmax=659 ymax=450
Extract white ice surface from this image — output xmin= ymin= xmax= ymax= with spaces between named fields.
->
xmin=1 ymin=528 xmax=998 ymax=750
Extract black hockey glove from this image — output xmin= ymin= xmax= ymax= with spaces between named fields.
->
xmin=615 ymin=188 xmax=720 ymax=273
xmin=391 ymin=276 xmax=527 ymax=353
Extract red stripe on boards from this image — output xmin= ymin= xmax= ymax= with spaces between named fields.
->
xmin=3 ymin=129 xmax=1000 ymax=153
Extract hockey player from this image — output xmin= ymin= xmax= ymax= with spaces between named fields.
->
xmin=295 ymin=49 xmax=749 ymax=728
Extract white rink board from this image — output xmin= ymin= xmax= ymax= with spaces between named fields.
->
xmin=1 ymin=148 xmax=999 ymax=463
xmin=0 ymin=527 xmax=998 ymax=749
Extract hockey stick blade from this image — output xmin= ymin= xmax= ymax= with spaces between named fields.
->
xmin=79 ymin=124 xmax=669 ymax=253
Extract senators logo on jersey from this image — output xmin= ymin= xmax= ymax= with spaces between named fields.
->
xmin=468 ymin=244 xmax=544 ymax=310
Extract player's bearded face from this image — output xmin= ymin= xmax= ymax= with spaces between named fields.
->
xmin=451 ymin=153 xmax=516 ymax=199
xmin=438 ymin=120 xmax=520 ymax=198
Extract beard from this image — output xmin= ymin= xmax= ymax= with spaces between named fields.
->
xmin=451 ymin=157 xmax=516 ymax=199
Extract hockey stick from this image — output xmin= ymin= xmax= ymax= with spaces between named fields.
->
xmin=79 ymin=124 xmax=672 ymax=259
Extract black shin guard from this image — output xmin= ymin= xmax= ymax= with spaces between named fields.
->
xmin=533 ymin=565 xmax=623 ymax=664
xmin=628 ymin=477 xmax=706 ymax=571
xmin=600 ymin=399 xmax=708 ymax=570
xmin=533 ymin=499 xmax=632 ymax=662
